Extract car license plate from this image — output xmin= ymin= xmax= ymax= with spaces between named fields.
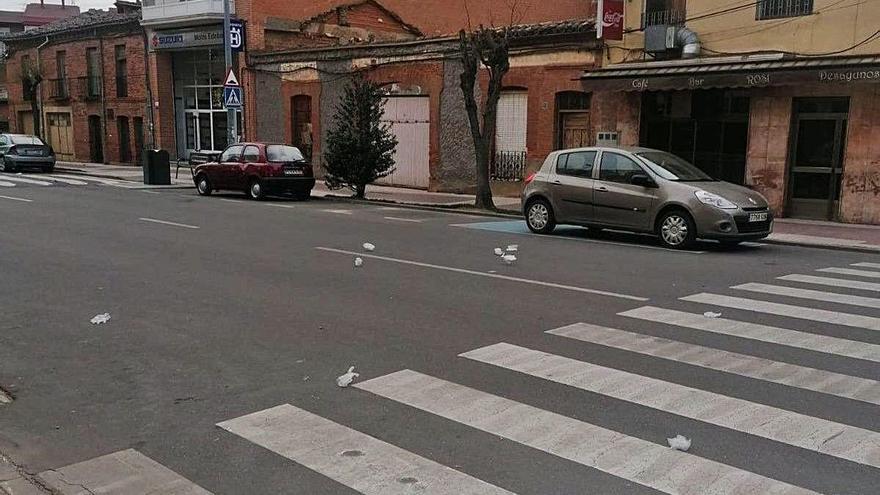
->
xmin=24 ymin=149 xmax=39 ymax=156
xmin=749 ymin=212 xmax=768 ymax=222
xmin=284 ymin=169 xmax=304 ymax=176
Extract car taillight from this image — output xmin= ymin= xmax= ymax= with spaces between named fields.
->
xmin=524 ymin=172 xmax=537 ymax=184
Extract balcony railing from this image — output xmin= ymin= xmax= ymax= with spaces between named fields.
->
xmin=84 ymin=75 xmax=102 ymax=100
xmin=141 ymin=0 xmax=235 ymax=25
xmin=48 ymin=78 xmax=69 ymax=100
xmin=642 ymin=8 xmax=686 ymax=28
xmin=756 ymin=0 xmax=813 ymax=20
xmin=491 ymin=150 xmax=527 ymax=182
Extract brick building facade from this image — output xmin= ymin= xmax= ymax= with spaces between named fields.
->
xmin=2 ymin=5 xmax=148 ymax=165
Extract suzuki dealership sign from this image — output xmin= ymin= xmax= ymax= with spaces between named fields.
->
xmin=151 ymin=22 xmax=246 ymax=52
xmin=597 ymin=0 xmax=625 ymax=41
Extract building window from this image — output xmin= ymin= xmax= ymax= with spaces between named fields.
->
xmin=86 ymin=47 xmax=101 ymax=99
xmin=756 ymin=0 xmax=813 ymax=20
xmin=643 ymin=0 xmax=686 ymax=28
xmin=493 ymin=90 xmax=528 ymax=181
xmin=115 ymin=45 xmax=128 ymax=97
xmin=53 ymin=50 xmax=68 ymax=99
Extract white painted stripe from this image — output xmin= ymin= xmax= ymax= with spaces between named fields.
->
xmin=38 ymin=449 xmax=212 ymax=494
xmin=620 ymin=306 xmax=880 ymax=363
xmin=818 ymin=267 xmax=880 ymax=279
xmin=681 ymin=293 xmax=880 ymax=331
xmin=322 ymin=209 xmax=354 ymax=215
xmin=50 ymin=174 xmax=136 ymax=187
xmin=316 ymin=247 xmax=648 ymax=301
xmin=356 ymin=370 xmax=818 ymax=495
xmin=24 ymin=174 xmax=86 ymax=185
xmin=462 ymin=342 xmax=880 ymax=469
xmin=778 ymin=274 xmax=880 ymax=293
xmin=139 ymin=217 xmax=200 ymax=229
xmin=218 ymin=404 xmax=514 ymax=495
xmin=0 ymin=175 xmax=52 ymax=186
xmin=548 ymin=323 xmax=880 ymax=406
xmin=384 ymin=216 xmax=424 ymax=223
xmin=733 ymin=282 xmax=880 ymax=309
xmin=0 ymin=195 xmax=32 ymax=203
xmin=853 ymin=262 xmax=880 ymax=270
xmin=0 ymin=181 xmax=16 ymax=187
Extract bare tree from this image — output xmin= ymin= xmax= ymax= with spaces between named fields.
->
xmin=21 ymin=62 xmax=43 ymax=138
xmin=458 ymin=26 xmax=510 ymax=210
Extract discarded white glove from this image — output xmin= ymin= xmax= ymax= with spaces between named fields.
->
xmin=667 ymin=434 xmax=691 ymax=452
xmin=90 ymin=313 xmax=111 ymax=325
xmin=703 ymin=312 xmax=722 ymax=318
xmin=506 ymin=245 xmax=519 ymax=252
xmin=336 ymin=366 xmax=359 ymax=387
xmin=502 ymin=254 xmax=517 ymax=264
xmin=354 ymin=257 xmax=364 ymax=267
xmin=363 ymin=243 xmax=376 ymax=252
xmin=494 ymin=248 xmax=504 ymax=256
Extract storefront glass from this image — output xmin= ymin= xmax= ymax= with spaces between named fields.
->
xmin=173 ymin=49 xmax=240 ymax=155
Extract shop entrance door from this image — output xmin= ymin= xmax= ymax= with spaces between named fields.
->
xmin=787 ymin=98 xmax=849 ymax=220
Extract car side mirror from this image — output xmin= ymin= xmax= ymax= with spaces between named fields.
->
xmin=631 ymin=174 xmax=657 ymax=188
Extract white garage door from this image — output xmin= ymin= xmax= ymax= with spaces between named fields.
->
xmin=379 ymin=96 xmax=430 ymax=189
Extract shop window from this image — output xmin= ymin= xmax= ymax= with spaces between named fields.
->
xmin=756 ymin=0 xmax=813 ymax=20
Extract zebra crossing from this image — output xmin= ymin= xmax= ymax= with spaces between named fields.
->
xmin=0 ymin=172 xmax=137 ymax=189
xmin=34 ymin=261 xmax=880 ymax=494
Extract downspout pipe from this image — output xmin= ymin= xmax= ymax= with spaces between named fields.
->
xmin=35 ymin=36 xmax=49 ymax=140
xmin=676 ymin=26 xmax=701 ymax=59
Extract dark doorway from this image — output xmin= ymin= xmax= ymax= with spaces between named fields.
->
xmin=291 ymin=95 xmax=313 ymax=161
xmin=787 ymin=97 xmax=849 ymax=220
xmin=117 ymin=116 xmax=131 ymax=163
xmin=88 ymin=115 xmax=104 ymax=163
xmin=641 ymin=89 xmax=750 ymax=184
xmin=556 ymin=91 xmax=590 ymax=150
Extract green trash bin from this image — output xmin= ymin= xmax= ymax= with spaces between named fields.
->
xmin=142 ymin=149 xmax=171 ymax=185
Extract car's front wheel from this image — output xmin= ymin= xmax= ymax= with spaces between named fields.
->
xmin=195 ymin=174 xmax=212 ymax=196
xmin=0 ymin=156 xmax=16 ymax=173
xmin=525 ymin=198 xmax=556 ymax=234
xmin=657 ymin=209 xmax=697 ymax=249
xmin=247 ymin=178 xmax=265 ymax=200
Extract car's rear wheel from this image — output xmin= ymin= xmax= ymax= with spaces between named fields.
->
xmin=525 ymin=198 xmax=556 ymax=234
xmin=657 ymin=209 xmax=697 ymax=249
xmin=248 ymin=178 xmax=265 ymax=200
xmin=195 ymin=174 xmax=212 ymax=196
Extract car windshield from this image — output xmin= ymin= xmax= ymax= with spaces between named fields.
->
xmin=636 ymin=151 xmax=715 ymax=181
xmin=267 ymin=145 xmax=304 ymax=163
xmin=10 ymin=135 xmax=45 ymax=145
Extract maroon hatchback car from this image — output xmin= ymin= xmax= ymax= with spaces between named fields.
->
xmin=193 ymin=143 xmax=315 ymax=200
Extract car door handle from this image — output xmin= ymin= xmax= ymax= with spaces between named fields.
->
xmin=551 ymin=181 xmax=562 ymax=186
xmin=596 ymin=187 xmax=609 ymax=192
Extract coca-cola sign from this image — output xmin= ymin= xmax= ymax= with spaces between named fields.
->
xmin=597 ymin=0 xmax=625 ymax=41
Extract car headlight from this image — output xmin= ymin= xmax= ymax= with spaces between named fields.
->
xmin=695 ymin=190 xmax=737 ymax=210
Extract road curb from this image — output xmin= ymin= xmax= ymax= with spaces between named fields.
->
xmin=55 ymin=167 xmax=195 ymax=189
xmin=761 ymin=238 xmax=880 ymax=254
xmin=318 ymin=193 xmax=522 ymax=219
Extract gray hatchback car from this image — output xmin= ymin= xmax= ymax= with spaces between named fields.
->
xmin=521 ymin=146 xmax=772 ymax=249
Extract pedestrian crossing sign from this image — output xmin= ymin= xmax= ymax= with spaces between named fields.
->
xmin=223 ymin=86 xmax=243 ymax=108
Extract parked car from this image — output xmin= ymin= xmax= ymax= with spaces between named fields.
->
xmin=521 ymin=146 xmax=772 ymax=249
xmin=192 ymin=143 xmax=315 ymax=200
xmin=0 ymin=134 xmax=56 ymax=173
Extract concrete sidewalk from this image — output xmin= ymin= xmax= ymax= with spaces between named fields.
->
xmin=54 ymin=160 xmax=880 ymax=253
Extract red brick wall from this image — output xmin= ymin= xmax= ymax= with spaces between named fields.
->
xmin=745 ymin=95 xmax=792 ymax=217
xmin=5 ymin=31 xmax=148 ymax=164
xmin=839 ymin=85 xmax=880 ymax=224
xmin=149 ymin=51 xmax=176 ymax=156
xmin=341 ymin=2 xmax=413 ymax=35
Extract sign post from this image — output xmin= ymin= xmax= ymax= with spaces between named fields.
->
xmin=223 ymin=0 xmax=237 ymax=144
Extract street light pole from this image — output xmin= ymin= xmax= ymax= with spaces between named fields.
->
xmin=223 ymin=0 xmax=237 ymax=145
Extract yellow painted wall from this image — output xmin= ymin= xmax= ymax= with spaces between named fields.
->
xmin=605 ymin=0 xmax=880 ymax=65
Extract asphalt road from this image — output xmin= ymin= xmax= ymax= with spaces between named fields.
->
xmin=1 ymin=178 xmax=879 ymax=494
